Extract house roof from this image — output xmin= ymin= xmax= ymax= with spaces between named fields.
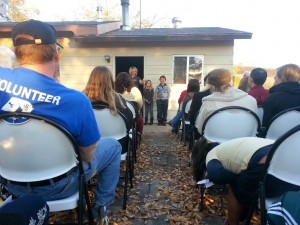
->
xmin=0 ymin=21 xmax=252 ymax=44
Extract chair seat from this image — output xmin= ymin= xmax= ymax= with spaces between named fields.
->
xmin=47 ymin=191 xmax=79 ymax=212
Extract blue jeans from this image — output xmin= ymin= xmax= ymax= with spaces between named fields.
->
xmin=144 ymin=102 xmax=153 ymax=119
xmin=169 ymin=110 xmax=183 ymax=127
xmin=156 ymin=99 xmax=168 ymax=123
xmin=5 ymin=138 xmax=121 ymax=207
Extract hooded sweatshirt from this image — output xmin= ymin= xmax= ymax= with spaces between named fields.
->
xmin=262 ymin=82 xmax=300 ymax=128
xmin=196 ymin=87 xmax=257 ymax=134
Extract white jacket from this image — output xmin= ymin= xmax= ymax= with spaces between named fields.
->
xmin=196 ymin=87 xmax=257 ymax=134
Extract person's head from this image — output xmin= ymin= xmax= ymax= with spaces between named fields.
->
xmin=0 ymin=46 xmax=16 ymax=68
xmin=83 ymin=66 xmax=120 ymax=114
xmin=207 ymin=68 xmax=231 ymax=93
xmin=243 ymin=71 xmax=251 ymax=77
xmin=11 ymin=19 xmax=62 ymax=77
xmin=115 ymin=72 xmax=133 ymax=94
xmin=274 ymin=64 xmax=300 ymax=86
xmin=187 ymin=79 xmax=200 ymax=93
xmin=238 ymin=76 xmax=250 ymax=92
xmin=159 ymin=75 xmax=166 ymax=85
xmin=249 ymin=68 xmax=267 ymax=87
xmin=191 ymin=138 xmax=219 ymax=182
xmin=129 ymin=66 xmax=138 ymax=78
xmin=144 ymin=79 xmax=152 ymax=89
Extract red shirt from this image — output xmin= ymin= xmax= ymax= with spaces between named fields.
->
xmin=178 ymin=90 xmax=187 ymax=104
xmin=248 ymin=85 xmax=269 ymax=105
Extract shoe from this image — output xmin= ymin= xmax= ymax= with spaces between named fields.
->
xmin=171 ymin=128 xmax=178 ymax=134
xmin=92 ymin=204 xmax=109 ymax=225
xmin=162 ymin=121 xmax=167 ymax=126
xmin=158 ymin=123 xmax=162 ymax=126
xmin=167 ymin=121 xmax=173 ymax=127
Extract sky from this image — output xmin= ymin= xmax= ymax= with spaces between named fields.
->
xmin=25 ymin=0 xmax=300 ymax=69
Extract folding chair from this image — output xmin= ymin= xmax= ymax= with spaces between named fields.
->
xmin=92 ymin=104 xmax=132 ymax=210
xmin=125 ymin=101 xmax=138 ymax=165
xmin=181 ymin=100 xmax=192 ymax=146
xmin=201 ymin=106 xmax=261 ymax=143
xmin=245 ymin=124 xmax=300 ymax=225
xmin=197 ymin=106 xmax=261 ymax=210
xmin=257 ymin=105 xmax=264 ymax=124
xmin=265 ymin=106 xmax=300 ymax=140
xmin=0 ymin=112 xmax=93 ymax=225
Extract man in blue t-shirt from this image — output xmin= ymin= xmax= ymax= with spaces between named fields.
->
xmin=0 ymin=19 xmax=121 ymax=224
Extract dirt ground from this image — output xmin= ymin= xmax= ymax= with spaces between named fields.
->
xmin=50 ymin=124 xmax=259 ymax=224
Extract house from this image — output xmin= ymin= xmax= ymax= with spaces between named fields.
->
xmin=0 ymin=1 xmax=252 ymax=118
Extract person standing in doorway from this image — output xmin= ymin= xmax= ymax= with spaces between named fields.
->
xmin=129 ymin=66 xmax=143 ymax=88
xmin=154 ymin=75 xmax=171 ymax=126
xmin=143 ymin=79 xmax=154 ymax=125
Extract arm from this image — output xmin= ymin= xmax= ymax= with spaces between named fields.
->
xmin=79 ymin=143 xmax=97 ymax=162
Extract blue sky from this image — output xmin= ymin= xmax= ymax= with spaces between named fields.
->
xmin=26 ymin=0 xmax=300 ymax=69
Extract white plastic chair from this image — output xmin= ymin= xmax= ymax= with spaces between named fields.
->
xmin=201 ymin=106 xmax=261 ymax=143
xmin=181 ymin=100 xmax=192 ymax=145
xmin=125 ymin=101 xmax=138 ymax=165
xmin=0 ymin=112 xmax=93 ymax=225
xmin=266 ymin=106 xmax=300 ymax=140
xmin=92 ymin=104 xmax=131 ymax=210
xmin=257 ymin=105 xmax=264 ymax=124
xmin=246 ymin=124 xmax=300 ymax=225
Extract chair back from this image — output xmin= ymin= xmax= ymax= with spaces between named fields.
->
xmin=93 ymin=105 xmax=128 ymax=140
xmin=265 ymin=124 xmax=300 ymax=186
xmin=266 ymin=106 xmax=300 ymax=140
xmin=257 ymin=105 xmax=264 ymax=124
xmin=202 ymin=106 xmax=260 ymax=143
xmin=126 ymin=101 xmax=137 ymax=119
xmin=184 ymin=100 xmax=192 ymax=114
xmin=0 ymin=113 xmax=78 ymax=182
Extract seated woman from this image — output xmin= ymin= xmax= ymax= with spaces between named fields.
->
xmin=115 ymin=72 xmax=144 ymax=136
xmin=168 ymin=79 xmax=200 ymax=135
xmin=83 ymin=66 xmax=133 ymax=152
xmin=262 ymin=64 xmax=300 ymax=130
xmin=196 ymin=68 xmax=257 ymax=135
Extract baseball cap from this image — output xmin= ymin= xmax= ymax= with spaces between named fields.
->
xmin=12 ymin=19 xmax=63 ymax=48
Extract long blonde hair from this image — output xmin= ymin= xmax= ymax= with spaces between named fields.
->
xmin=83 ymin=66 xmax=119 ymax=114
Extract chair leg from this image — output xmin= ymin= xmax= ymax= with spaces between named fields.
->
xmin=199 ymin=185 xmax=206 ymax=211
xmin=123 ymin=154 xmax=129 ymax=210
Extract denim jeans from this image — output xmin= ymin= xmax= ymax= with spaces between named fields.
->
xmin=169 ymin=110 xmax=183 ymax=127
xmin=156 ymin=99 xmax=168 ymax=123
xmin=5 ymin=138 xmax=121 ymax=207
xmin=144 ymin=102 xmax=153 ymax=119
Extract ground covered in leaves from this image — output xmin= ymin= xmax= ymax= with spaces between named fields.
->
xmin=50 ymin=126 xmax=260 ymax=224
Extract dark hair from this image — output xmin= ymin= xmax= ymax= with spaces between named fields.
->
xmin=250 ymin=68 xmax=267 ymax=85
xmin=187 ymin=79 xmax=200 ymax=93
xmin=191 ymin=138 xmax=219 ymax=182
xmin=115 ymin=72 xmax=133 ymax=93
xmin=159 ymin=75 xmax=166 ymax=80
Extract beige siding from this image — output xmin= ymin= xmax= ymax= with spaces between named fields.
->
xmin=1 ymin=37 xmax=234 ymax=118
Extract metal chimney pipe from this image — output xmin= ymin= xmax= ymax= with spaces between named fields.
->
xmin=121 ymin=0 xmax=130 ymax=30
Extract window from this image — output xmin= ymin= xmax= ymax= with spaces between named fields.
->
xmin=173 ymin=55 xmax=204 ymax=84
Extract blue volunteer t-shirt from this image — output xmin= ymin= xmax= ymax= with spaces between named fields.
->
xmin=0 ymin=67 xmax=100 ymax=147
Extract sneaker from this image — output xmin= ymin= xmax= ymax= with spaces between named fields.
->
xmin=92 ymin=204 xmax=109 ymax=225
xmin=162 ymin=121 xmax=167 ymax=126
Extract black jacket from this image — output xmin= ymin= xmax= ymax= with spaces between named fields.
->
xmin=262 ymin=82 xmax=300 ymax=128
xmin=189 ymin=89 xmax=211 ymax=126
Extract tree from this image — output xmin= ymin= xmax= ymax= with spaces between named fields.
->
xmin=8 ymin=0 xmax=39 ymax=22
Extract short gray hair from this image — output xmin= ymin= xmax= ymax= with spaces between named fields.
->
xmin=0 ymin=46 xmax=16 ymax=68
